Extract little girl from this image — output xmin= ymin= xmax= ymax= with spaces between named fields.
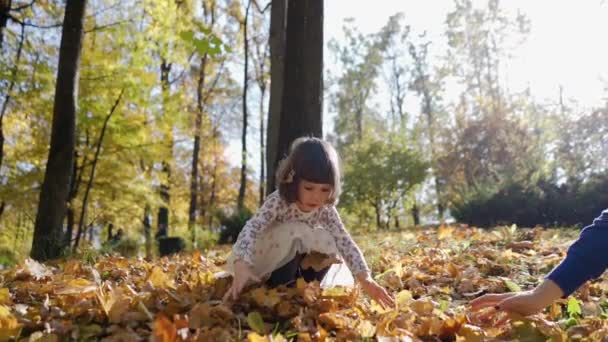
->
xmin=223 ymin=137 xmax=394 ymax=308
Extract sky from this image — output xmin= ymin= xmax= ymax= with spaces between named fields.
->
xmin=227 ymin=0 xmax=608 ymax=175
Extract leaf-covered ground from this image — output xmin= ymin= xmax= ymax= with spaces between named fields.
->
xmin=1 ymin=225 xmax=608 ymax=341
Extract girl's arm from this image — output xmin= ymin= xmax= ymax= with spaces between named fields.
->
xmin=322 ymin=207 xmax=394 ymax=308
xmin=323 ymin=206 xmax=371 ymax=277
xmin=232 ymin=192 xmax=281 ymax=265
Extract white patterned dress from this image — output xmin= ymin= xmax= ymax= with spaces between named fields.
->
xmin=224 ymin=191 xmax=370 ymax=284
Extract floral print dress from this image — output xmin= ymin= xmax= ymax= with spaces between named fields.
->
xmin=225 ymin=191 xmax=371 ymax=280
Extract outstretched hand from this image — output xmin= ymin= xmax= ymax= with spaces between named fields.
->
xmin=223 ymin=259 xmax=261 ymax=302
xmin=470 ymin=279 xmax=564 ymax=317
xmin=357 ymin=274 xmax=395 ymax=309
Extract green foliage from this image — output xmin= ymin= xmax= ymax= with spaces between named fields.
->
xmin=195 ymin=229 xmax=219 ymax=251
xmin=0 ymin=248 xmax=16 ymax=268
xmin=217 ymin=207 xmax=253 ymax=244
xmin=341 ymin=136 xmax=428 ymax=228
xmin=180 ymin=22 xmax=231 ymax=56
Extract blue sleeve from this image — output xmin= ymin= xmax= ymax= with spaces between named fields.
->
xmin=546 ymin=209 xmax=608 ymax=297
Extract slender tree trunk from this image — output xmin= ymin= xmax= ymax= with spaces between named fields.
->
xmin=143 ymin=205 xmax=152 ymax=259
xmin=31 ymin=0 xmax=87 ymax=261
xmin=266 ymin=0 xmax=287 ymax=193
xmin=189 ymin=54 xmax=208 ymax=244
xmin=206 ymin=127 xmax=219 ymax=227
xmin=157 ymin=60 xmax=172 ymax=238
xmin=276 ymin=0 xmax=323 ymax=169
xmin=411 ymin=201 xmax=420 ymax=226
xmin=259 ymin=87 xmax=266 ymax=205
xmin=238 ymin=0 xmax=252 ymax=210
xmin=0 ymin=0 xmax=11 ymax=51
xmin=374 ymin=200 xmax=381 ymax=229
xmin=0 ymin=23 xmax=25 ymax=222
xmin=73 ymin=90 xmax=123 ymax=250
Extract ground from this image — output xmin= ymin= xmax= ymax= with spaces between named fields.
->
xmin=1 ymin=225 xmax=607 ymax=341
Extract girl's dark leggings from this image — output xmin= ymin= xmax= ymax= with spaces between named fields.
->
xmin=266 ymin=253 xmax=330 ymax=288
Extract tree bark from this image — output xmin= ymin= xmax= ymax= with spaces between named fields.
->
xmin=157 ymin=59 xmax=172 ymax=238
xmin=237 ymin=0 xmax=252 ymax=210
xmin=0 ymin=0 xmax=11 ymax=51
xmin=189 ymin=53 xmax=208 ymax=244
xmin=31 ymin=0 xmax=87 ymax=261
xmin=266 ymin=0 xmax=287 ymax=193
xmin=275 ymin=0 xmax=323 ymax=172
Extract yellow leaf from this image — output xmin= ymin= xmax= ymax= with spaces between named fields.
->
xmin=395 ymin=289 xmax=413 ymax=310
xmin=147 ymin=266 xmax=175 ymax=289
xmin=247 ymin=332 xmax=269 ymax=342
xmin=456 ymin=324 xmax=484 ymax=342
xmin=0 ymin=289 xmax=11 ymax=305
xmin=250 ymin=288 xmax=281 ymax=309
xmin=437 ymin=225 xmax=454 ymax=240
xmin=0 ymin=305 xmax=22 ymax=341
xmin=246 ymin=311 xmax=266 ymax=335
xmin=56 ymin=278 xmax=97 ymax=295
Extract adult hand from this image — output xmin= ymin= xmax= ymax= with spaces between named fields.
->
xmin=470 ymin=279 xmax=564 ymax=317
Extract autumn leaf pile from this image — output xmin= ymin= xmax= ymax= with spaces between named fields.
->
xmin=2 ymin=225 xmax=608 ymax=341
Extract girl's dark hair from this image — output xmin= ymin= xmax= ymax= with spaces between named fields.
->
xmin=275 ymin=137 xmax=341 ymax=204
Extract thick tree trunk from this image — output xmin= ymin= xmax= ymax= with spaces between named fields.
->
xmin=275 ymin=0 xmax=323 ymax=168
xmin=266 ymin=0 xmax=287 ymax=193
xmin=31 ymin=0 xmax=86 ymax=261
xmin=238 ymin=0 xmax=252 ymax=210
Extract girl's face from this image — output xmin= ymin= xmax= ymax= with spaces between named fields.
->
xmin=296 ymin=179 xmax=332 ymax=212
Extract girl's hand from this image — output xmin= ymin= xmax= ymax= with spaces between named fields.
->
xmin=357 ymin=274 xmax=395 ymax=309
xmin=470 ymin=279 xmax=564 ymax=316
xmin=223 ymin=259 xmax=261 ymax=301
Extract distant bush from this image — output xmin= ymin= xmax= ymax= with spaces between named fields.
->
xmin=217 ymin=207 xmax=253 ymax=244
xmin=452 ymin=174 xmax=608 ymax=227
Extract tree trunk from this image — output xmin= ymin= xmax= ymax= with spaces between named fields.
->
xmin=74 ymin=90 xmax=123 ymax=250
xmin=411 ymin=201 xmax=420 ymax=226
xmin=266 ymin=0 xmax=287 ymax=193
xmin=189 ymin=54 xmax=208 ymax=244
xmin=63 ymin=151 xmax=81 ymax=248
xmin=275 ymin=0 xmax=323 ymax=170
xmin=238 ymin=0 xmax=252 ymax=210
xmin=143 ymin=205 xmax=152 ymax=259
xmin=206 ymin=127 xmax=219 ymax=227
xmin=158 ymin=59 xmax=172 ymax=238
xmin=0 ymin=22 xmax=24 ymax=214
xmin=0 ymin=0 xmax=11 ymax=51
xmin=259 ymin=85 xmax=266 ymax=205
xmin=374 ymin=200 xmax=381 ymax=229
xmin=31 ymin=0 xmax=86 ymax=261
